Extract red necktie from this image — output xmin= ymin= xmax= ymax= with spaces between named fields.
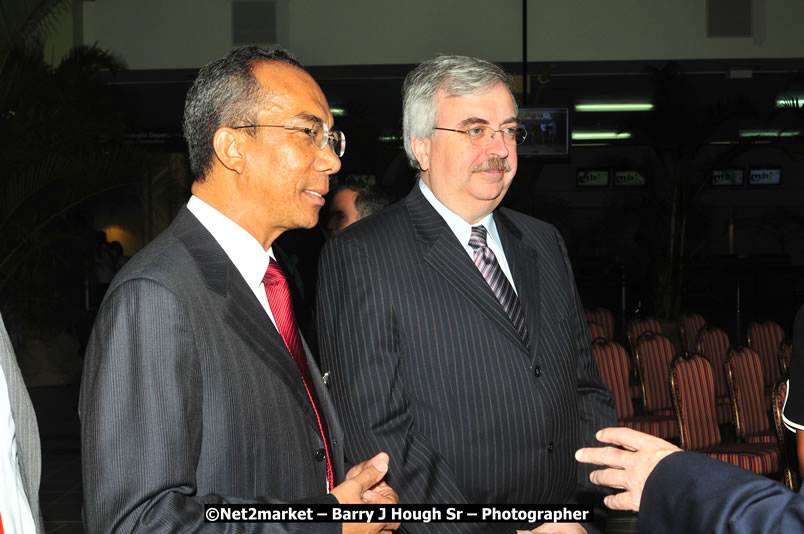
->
xmin=263 ymin=258 xmax=334 ymax=489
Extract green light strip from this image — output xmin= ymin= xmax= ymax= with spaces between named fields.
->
xmin=738 ymin=130 xmax=801 ymax=137
xmin=571 ymin=131 xmax=632 ymax=140
xmin=575 ymin=103 xmax=653 ymax=112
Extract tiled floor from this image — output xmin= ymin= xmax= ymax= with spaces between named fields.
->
xmin=31 ymin=383 xmax=85 ymax=533
xmin=41 ymin=449 xmax=83 ymax=533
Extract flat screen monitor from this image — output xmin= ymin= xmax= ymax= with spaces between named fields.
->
xmin=576 ymin=169 xmax=609 ymax=187
xmin=517 ymin=107 xmax=570 ymax=157
xmin=749 ymin=168 xmax=781 ymax=185
xmin=712 ymin=168 xmax=744 ymax=186
xmin=614 ymin=170 xmax=646 ymax=187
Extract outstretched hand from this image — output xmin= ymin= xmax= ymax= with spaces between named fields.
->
xmin=575 ymin=427 xmax=681 ymax=511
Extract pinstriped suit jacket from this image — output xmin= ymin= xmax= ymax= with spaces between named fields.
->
xmin=317 ymin=187 xmax=616 ymax=532
xmin=0 ymin=314 xmax=44 ymax=534
xmin=79 ymin=207 xmax=344 ymax=533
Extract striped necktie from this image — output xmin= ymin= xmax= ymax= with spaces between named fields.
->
xmin=263 ymin=258 xmax=334 ymax=490
xmin=468 ymin=225 xmax=530 ymax=347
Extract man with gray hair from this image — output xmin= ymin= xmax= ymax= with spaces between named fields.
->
xmin=317 ymin=55 xmax=615 ymax=533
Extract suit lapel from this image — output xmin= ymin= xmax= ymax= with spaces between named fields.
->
xmin=406 ymin=188 xmax=529 ymax=353
xmin=495 ymin=210 xmax=541 ymax=358
xmin=173 ymin=208 xmax=321 ymax=432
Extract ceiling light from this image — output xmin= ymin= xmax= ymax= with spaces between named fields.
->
xmin=571 ymin=131 xmax=632 ymax=140
xmin=776 ymin=97 xmax=804 ymax=108
xmin=738 ymin=129 xmax=801 ymax=137
xmin=575 ymin=103 xmax=653 ymax=112
xmin=330 ymin=107 xmax=346 ymax=117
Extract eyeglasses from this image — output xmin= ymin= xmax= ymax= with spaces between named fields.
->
xmin=433 ymin=124 xmax=527 ymax=146
xmin=232 ymin=123 xmax=346 ymax=157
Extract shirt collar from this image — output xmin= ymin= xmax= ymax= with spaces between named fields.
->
xmin=417 ymin=179 xmax=501 ymax=247
xmin=187 ymin=195 xmax=274 ymax=289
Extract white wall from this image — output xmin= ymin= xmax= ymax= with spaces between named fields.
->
xmin=80 ymin=0 xmax=804 ymax=70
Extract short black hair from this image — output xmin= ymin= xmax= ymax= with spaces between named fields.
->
xmin=182 ymin=46 xmax=303 ymax=181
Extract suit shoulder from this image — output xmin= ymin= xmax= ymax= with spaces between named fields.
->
xmin=498 ymin=207 xmax=561 ymax=241
xmin=107 ymin=227 xmax=194 ymax=294
xmin=333 ymin=199 xmax=411 ymax=243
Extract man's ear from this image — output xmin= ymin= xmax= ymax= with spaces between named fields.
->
xmin=411 ymin=136 xmax=431 ymax=172
xmin=212 ymin=127 xmax=246 ymax=174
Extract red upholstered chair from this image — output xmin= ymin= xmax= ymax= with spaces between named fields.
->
xmin=588 ymin=322 xmax=608 ymax=343
xmin=725 ymin=347 xmax=777 ymax=444
xmin=633 ymin=332 xmax=676 ymax=417
xmin=779 ymin=341 xmax=792 ymax=375
xmin=585 ymin=307 xmax=615 ymax=341
xmin=679 ymin=312 xmax=706 ymax=355
xmin=592 ymin=339 xmax=678 ymax=440
xmin=696 ymin=325 xmax=734 ymax=424
xmin=670 ymin=354 xmax=780 ymax=475
xmin=747 ymin=320 xmax=785 ymax=391
xmin=772 ymin=380 xmax=801 ymax=491
xmin=627 ymin=316 xmax=663 ymax=354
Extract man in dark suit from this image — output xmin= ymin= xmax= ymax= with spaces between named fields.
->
xmin=577 ymin=426 xmax=804 ymax=533
xmin=80 ymin=46 xmax=398 ymax=533
xmin=316 ymin=55 xmax=616 ymax=533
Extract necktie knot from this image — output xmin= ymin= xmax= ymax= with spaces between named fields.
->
xmin=263 ymin=259 xmax=284 ymax=287
xmin=468 ymin=225 xmax=488 ymax=251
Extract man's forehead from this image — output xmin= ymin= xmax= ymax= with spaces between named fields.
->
xmin=436 ymin=84 xmax=516 ymax=117
xmin=252 ymin=61 xmax=332 ymax=124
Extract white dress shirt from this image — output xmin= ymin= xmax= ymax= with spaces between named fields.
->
xmin=0 ymin=365 xmax=37 ymax=534
xmin=418 ymin=180 xmax=518 ymax=293
xmin=187 ymin=196 xmax=280 ymax=331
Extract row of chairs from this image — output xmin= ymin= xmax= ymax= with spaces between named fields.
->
xmin=587 ymin=307 xmax=799 ymax=489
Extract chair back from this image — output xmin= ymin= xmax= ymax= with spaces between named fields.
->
xmin=634 ymin=332 xmax=675 ymax=413
xmin=670 ymin=355 xmax=721 ymax=450
xmin=726 ymin=347 xmax=769 ymax=439
xmin=696 ymin=325 xmax=731 ymax=399
xmin=585 ymin=307 xmax=615 ymax=340
xmin=747 ymin=320 xmax=785 ymax=387
xmin=588 ymin=322 xmax=608 ymax=343
xmin=779 ymin=341 xmax=792 ymax=375
xmin=772 ymin=379 xmax=801 ymax=491
xmin=679 ymin=312 xmax=706 ymax=354
xmin=592 ymin=340 xmax=633 ymax=419
xmin=627 ymin=316 xmax=663 ymax=353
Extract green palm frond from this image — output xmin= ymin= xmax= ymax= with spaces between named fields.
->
xmin=0 ymin=0 xmax=70 ymax=71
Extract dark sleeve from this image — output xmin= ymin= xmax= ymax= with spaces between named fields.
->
xmin=554 ymin=229 xmax=617 ymax=533
xmin=640 ymin=451 xmax=804 ymax=534
xmin=316 ymin=237 xmax=509 ymax=534
xmin=784 ymin=305 xmax=804 ymax=431
xmin=80 ymin=279 xmax=339 ymax=534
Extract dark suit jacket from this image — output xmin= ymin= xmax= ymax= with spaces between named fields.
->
xmin=80 ymin=207 xmax=344 ymax=533
xmin=316 ymin=187 xmax=616 ymax=532
xmin=641 ymin=451 xmax=804 ymax=533
xmin=1 ymin=314 xmax=44 ymax=534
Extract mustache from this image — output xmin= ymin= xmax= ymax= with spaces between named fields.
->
xmin=472 ymin=158 xmax=511 ymax=173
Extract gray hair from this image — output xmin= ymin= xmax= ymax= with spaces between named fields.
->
xmin=182 ymin=46 xmax=302 ymax=181
xmin=402 ymin=55 xmax=516 ymax=170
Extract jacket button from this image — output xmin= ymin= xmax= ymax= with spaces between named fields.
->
xmin=534 ymin=366 xmax=542 ymax=377
xmin=314 ymin=448 xmax=326 ymax=462
xmin=547 ymin=441 xmax=555 ymax=454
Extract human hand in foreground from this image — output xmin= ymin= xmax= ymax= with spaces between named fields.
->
xmin=518 ymin=521 xmax=587 ymax=533
xmin=331 ymin=452 xmax=400 ymax=532
xmin=574 ymin=427 xmax=681 ymax=511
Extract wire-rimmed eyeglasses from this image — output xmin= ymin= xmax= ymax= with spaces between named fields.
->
xmin=433 ymin=124 xmax=527 ymax=146
xmin=232 ymin=123 xmax=346 ymax=157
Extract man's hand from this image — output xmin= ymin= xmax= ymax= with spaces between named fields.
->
xmin=575 ymin=427 xmax=681 ymax=511
xmin=518 ymin=522 xmax=587 ymax=533
xmin=332 ymin=452 xmax=400 ymax=532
